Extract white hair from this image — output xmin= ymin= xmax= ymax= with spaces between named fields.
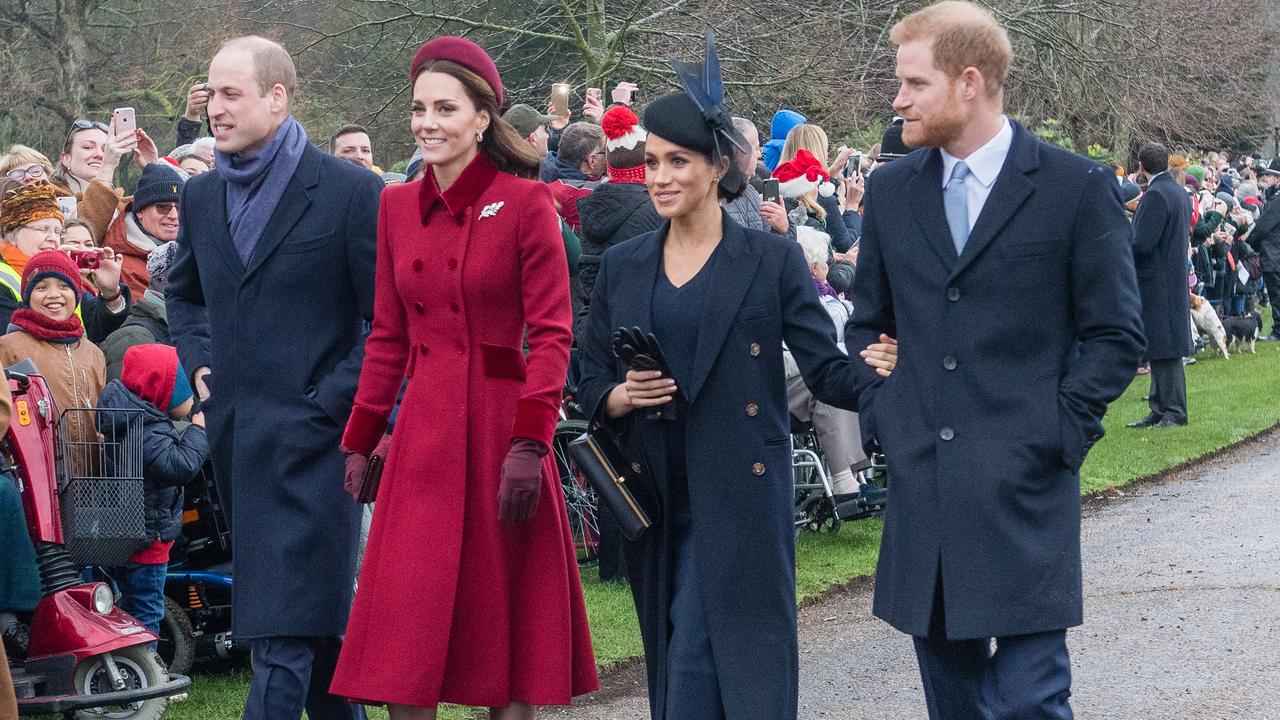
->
xmin=191 ymin=137 xmax=216 ymax=155
xmin=795 ymin=225 xmax=832 ymax=269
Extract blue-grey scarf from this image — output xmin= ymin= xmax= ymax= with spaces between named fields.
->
xmin=216 ymin=116 xmax=309 ymax=264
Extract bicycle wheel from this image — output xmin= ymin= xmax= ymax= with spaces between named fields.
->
xmin=551 ymin=419 xmax=600 ymax=565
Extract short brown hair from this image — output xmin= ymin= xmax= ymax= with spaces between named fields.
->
xmin=890 ymin=0 xmax=1013 ymax=97
xmin=221 ymin=36 xmax=297 ymax=105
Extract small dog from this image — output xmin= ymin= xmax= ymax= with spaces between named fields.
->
xmin=1221 ymin=310 xmax=1262 ymax=354
xmin=1189 ymin=294 xmax=1229 ymax=358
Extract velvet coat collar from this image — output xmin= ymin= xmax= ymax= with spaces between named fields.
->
xmin=418 ymin=152 xmax=500 ymax=223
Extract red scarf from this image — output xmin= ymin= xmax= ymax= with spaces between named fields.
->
xmin=9 ymin=308 xmax=85 ymax=343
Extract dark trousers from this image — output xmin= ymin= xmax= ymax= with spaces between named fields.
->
xmin=243 ymin=636 xmax=366 ymax=720
xmin=1147 ymin=358 xmax=1188 ymax=424
xmin=1264 ymin=270 xmax=1280 ymax=331
xmin=665 ymin=521 xmax=725 ymax=720
xmin=912 ymin=579 xmax=1073 ymax=720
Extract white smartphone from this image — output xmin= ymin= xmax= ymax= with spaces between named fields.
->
xmin=57 ymin=195 xmax=78 ymax=220
xmin=113 ymin=107 xmax=137 ymax=136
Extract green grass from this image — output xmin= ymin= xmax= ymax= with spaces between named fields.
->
xmin=89 ymin=314 xmax=1280 ymax=719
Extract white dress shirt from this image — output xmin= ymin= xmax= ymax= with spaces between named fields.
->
xmin=940 ymin=117 xmax=1014 ymax=232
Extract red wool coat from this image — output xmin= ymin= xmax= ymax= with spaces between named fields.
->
xmin=330 ymin=154 xmax=598 ymax=708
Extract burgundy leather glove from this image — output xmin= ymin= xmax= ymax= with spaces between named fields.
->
xmin=343 ymin=434 xmax=390 ymax=502
xmin=499 ymin=438 xmax=548 ymax=525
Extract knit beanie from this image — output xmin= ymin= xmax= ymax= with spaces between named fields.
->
xmin=21 ymin=250 xmax=81 ymax=308
xmin=1186 ymin=164 xmax=1206 ymax=183
xmin=146 ymin=241 xmax=178 ymax=293
xmin=601 ymin=106 xmax=647 ymax=184
xmin=132 ymin=162 xmax=185 ymax=213
xmin=121 ymin=344 xmax=193 ymax=411
xmin=1 ymin=183 xmax=63 ymax=236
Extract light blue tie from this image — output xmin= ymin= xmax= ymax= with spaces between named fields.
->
xmin=945 ymin=161 xmax=971 ymax=255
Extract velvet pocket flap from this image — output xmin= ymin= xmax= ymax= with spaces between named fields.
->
xmin=480 ymin=343 xmax=527 ymax=382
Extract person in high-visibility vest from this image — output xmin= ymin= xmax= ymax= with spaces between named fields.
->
xmin=0 ymin=182 xmax=132 ymax=341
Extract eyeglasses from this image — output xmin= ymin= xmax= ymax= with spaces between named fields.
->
xmin=5 ymin=165 xmax=46 ymax=183
xmin=150 ymin=202 xmax=178 ymax=215
xmin=22 ymin=224 xmax=65 ymax=239
xmin=64 ymin=118 xmax=110 ymax=149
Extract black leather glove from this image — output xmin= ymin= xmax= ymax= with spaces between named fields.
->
xmin=612 ymin=326 xmax=684 ymax=419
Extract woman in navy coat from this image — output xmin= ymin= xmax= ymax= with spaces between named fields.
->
xmin=576 ymin=85 xmax=869 ymax=720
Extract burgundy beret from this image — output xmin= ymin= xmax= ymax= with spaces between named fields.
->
xmin=409 ymin=36 xmax=504 ymax=107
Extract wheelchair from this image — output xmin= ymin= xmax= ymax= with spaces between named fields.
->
xmin=792 ymin=415 xmax=888 ymax=536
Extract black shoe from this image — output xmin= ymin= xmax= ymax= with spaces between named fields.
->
xmin=1126 ymin=414 xmax=1162 ymax=428
xmin=1155 ymin=416 xmax=1188 ymax=428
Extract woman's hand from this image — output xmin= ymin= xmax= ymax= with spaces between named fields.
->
xmin=829 ymin=146 xmax=853 ymax=177
xmin=93 ymin=247 xmax=124 ymax=294
xmin=583 ymin=92 xmax=605 ymax=123
xmin=605 ymin=370 xmax=677 ymax=418
xmin=134 ymin=129 xmax=159 ymax=169
xmin=860 ymin=334 xmax=898 ymax=378
xmin=844 ymin=170 xmax=865 ymax=209
xmin=98 ymin=117 xmax=137 ymax=183
xmin=760 ymin=200 xmax=789 ymax=234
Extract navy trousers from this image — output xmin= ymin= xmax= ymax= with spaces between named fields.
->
xmin=664 ymin=518 xmax=726 ymax=720
xmin=912 ymin=577 xmax=1073 ymax=720
xmin=242 ymin=636 xmax=366 ymax=720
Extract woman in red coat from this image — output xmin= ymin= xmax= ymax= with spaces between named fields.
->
xmin=330 ymin=37 xmax=598 ymax=718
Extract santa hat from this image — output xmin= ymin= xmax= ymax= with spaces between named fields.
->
xmin=601 ymin=106 xmax=647 ymax=184
xmin=772 ymin=149 xmax=835 ymax=199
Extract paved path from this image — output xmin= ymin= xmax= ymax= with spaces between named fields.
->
xmin=552 ymin=432 xmax=1280 ymax=719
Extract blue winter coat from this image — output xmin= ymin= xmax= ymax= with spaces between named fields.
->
xmin=846 ymin=122 xmax=1145 ymax=640
xmin=97 ymin=379 xmax=209 ymax=543
xmin=167 ymin=143 xmax=382 ymax=639
xmin=576 ymin=213 xmax=862 ymax=720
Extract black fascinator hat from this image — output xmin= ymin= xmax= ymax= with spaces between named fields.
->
xmin=642 ymin=31 xmax=748 ymax=197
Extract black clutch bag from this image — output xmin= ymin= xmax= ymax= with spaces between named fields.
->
xmin=568 ymin=430 xmax=657 ymax=541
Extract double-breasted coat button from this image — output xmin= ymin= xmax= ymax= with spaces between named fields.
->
xmin=414 ymin=301 xmax=425 ymax=314
xmin=448 ymin=258 xmax=459 ymax=270
xmin=450 ymin=302 xmax=461 ymax=313
xmin=940 ymin=427 xmax=955 ymax=441
xmin=943 ymin=356 xmax=957 ymax=371
xmin=946 ymin=287 xmax=961 ymax=302
xmin=749 ymin=342 xmax=761 ymax=356
xmin=419 ymin=342 xmax=429 ymax=356
xmin=752 ymin=462 xmax=766 ymax=475
xmin=412 ymin=259 xmax=423 ymax=272
xmin=746 ymin=403 xmax=759 ymax=417
xmin=631 ymin=462 xmax=642 ymax=474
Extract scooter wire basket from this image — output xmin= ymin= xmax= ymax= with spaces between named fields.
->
xmin=57 ymin=407 xmax=148 ymax=567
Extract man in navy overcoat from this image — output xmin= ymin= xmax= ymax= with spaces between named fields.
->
xmin=1127 ymin=142 xmax=1193 ymax=428
xmin=846 ymin=3 xmax=1145 ymax=718
xmin=167 ymin=36 xmax=380 ymax=720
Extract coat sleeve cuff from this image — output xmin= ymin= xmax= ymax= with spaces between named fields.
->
xmin=511 ymin=397 xmax=558 ymax=447
xmin=343 ymin=404 xmax=388 ymax=456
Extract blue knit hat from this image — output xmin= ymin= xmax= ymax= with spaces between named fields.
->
xmin=131 ymin=162 xmax=185 ymax=214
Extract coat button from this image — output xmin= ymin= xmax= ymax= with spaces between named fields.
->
xmin=940 ymin=427 xmax=955 ymax=441
xmin=752 ymin=462 xmax=766 ymax=475
xmin=450 ymin=302 xmax=461 ymax=314
xmin=745 ymin=403 xmax=759 ymax=417
xmin=448 ymin=258 xmax=459 ymax=270
xmin=947 ymin=287 xmax=961 ymax=302
xmin=456 ymin=342 xmax=466 ymax=355
xmin=631 ymin=462 xmax=642 ymax=474
xmin=749 ymin=342 xmax=761 ymax=356
xmin=943 ymin=356 xmax=957 ymax=371
xmin=414 ymin=301 xmax=425 ymax=315
xmin=412 ymin=259 xmax=423 ymax=272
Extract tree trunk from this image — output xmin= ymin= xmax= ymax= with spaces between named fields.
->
xmin=54 ymin=0 xmax=92 ymax=121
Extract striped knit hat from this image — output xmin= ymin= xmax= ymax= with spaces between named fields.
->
xmin=601 ymin=106 xmax=647 ymax=184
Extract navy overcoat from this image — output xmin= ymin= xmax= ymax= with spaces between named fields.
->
xmin=167 ymin=143 xmax=383 ymax=639
xmin=846 ymin=123 xmax=1146 ymax=640
xmin=1131 ymin=172 xmax=1193 ymax=360
xmin=576 ymin=213 xmax=861 ymax=720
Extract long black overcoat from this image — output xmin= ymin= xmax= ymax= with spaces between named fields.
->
xmin=576 ymin=214 xmax=861 ymax=720
xmin=167 ymin=144 xmax=382 ymax=639
xmin=846 ymin=123 xmax=1146 ymax=640
xmin=1132 ymin=172 xmax=1193 ymax=360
